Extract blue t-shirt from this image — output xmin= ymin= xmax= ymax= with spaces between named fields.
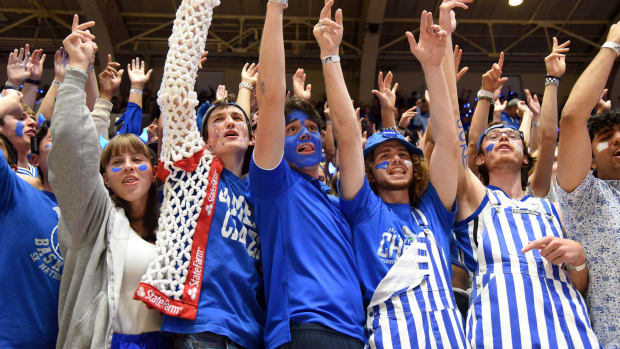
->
xmin=501 ymin=112 xmax=521 ymax=129
xmin=339 ymin=178 xmax=456 ymax=306
xmin=249 ymin=157 xmax=365 ymax=349
xmin=0 ymin=151 xmax=62 ymax=348
xmin=162 ymin=169 xmax=264 ymax=349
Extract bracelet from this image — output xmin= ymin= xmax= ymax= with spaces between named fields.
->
xmin=66 ymin=66 xmax=87 ymax=75
xmin=477 ymin=90 xmax=494 ymax=103
xmin=268 ymin=0 xmax=288 ymax=8
xmin=239 ymin=82 xmax=254 ymax=91
xmin=321 ymin=55 xmax=341 ymax=65
xmin=130 ymin=87 xmax=143 ymax=94
xmin=51 ymin=81 xmax=62 ymax=87
xmin=545 ymin=75 xmax=561 ymax=86
xmin=601 ymin=41 xmax=620 ymax=56
xmin=566 ymin=261 xmax=586 ymax=272
xmin=4 ymin=81 xmax=20 ymax=90
xmin=87 ymin=65 xmax=95 ymax=73
xmin=25 ymin=78 xmax=41 ymax=86
xmin=531 ymin=121 xmax=540 ymax=127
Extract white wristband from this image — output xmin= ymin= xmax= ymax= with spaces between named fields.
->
xmin=477 ymin=89 xmax=494 ymax=102
xmin=268 ymin=0 xmax=288 ymax=8
xmin=567 ymin=262 xmax=586 ymax=272
xmin=321 ymin=55 xmax=341 ymax=65
xmin=130 ymin=88 xmax=143 ymax=94
xmin=602 ymin=41 xmax=620 ymax=56
xmin=239 ymin=82 xmax=253 ymax=91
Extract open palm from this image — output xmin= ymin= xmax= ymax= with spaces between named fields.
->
xmin=407 ymin=11 xmax=447 ymax=67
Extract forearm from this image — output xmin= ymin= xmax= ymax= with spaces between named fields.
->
xmin=530 ymin=85 xmax=558 ymax=196
xmin=519 ymin=111 xmax=534 ymax=147
xmin=529 ymin=113 xmax=540 ymax=153
xmin=90 ymin=96 xmax=114 ymax=140
xmin=468 ymin=100 xmax=491 ymax=174
xmin=324 ymin=121 xmax=336 ymax=164
xmin=567 ymin=267 xmax=588 ymax=296
xmin=38 ymin=84 xmax=60 ymax=120
xmin=236 ymin=84 xmax=252 ymax=118
xmin=22 ymin=82 xmax=38 ymax=109
xmin=380 ymin=107 xmax=397 ymax=128
xmin=85 ymin=70 xmax=98 ymax=111
xmin=128 ymin=90 xmax=143 ymax=109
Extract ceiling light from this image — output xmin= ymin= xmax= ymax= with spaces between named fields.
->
xmin=509 ymin=0 xmax=523 ymax=6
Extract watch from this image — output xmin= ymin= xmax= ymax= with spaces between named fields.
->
xmin=602 ymin=41 xmax=620 ymax=56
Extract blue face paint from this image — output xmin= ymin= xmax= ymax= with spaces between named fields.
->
xmin=284 ymin=110 xmax=322 ymax=169
xmin=38 ymin=113 xmax=46 ymax=126
xmin=44 ymin=144 xmax=52 ymax=150
xmin=15 ymin=121 xmax=24 ymax=137
xmin=111 ymin=167 xmax=122 ymax=173
xmin=27 ymin=153 xmax=33 ymax=161
xmin=138 ymin=164 xmax=148 ymax=171
xmin=375 ymin=161 xmax=389 ymax=170
xmin=485 ymin=143 xmax=494 ymax=153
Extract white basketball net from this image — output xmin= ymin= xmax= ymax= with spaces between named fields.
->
xmin=138 ymin=0 xmax=221 ymax=303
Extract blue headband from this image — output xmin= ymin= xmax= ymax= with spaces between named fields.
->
xmin=476 ymin=123 xmax=524 ymax=152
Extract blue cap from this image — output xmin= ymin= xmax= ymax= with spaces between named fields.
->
xmin=476 ymin=123 xmax=524 ymax=152
xmin=363 ymin=129 xmax=423 ymax=158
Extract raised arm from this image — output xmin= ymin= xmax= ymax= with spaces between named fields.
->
xmin=529 ymin=38 xmax=570 ymax=197
xmin=314 ymin=0 xmax=364 ymax=200
xmin=558 ymin=22 xmax=620 ymax=192
xmin=157 ymin=0 xmax=218 ymax=167
xmin=23 ymin=48 xmax=45 ymax=109
xmin=95 ymin=54 xmax=124 ymax=139
xmin=292 ymin=68 xmax=312 ymax=101
xmin=38 ymin=48 xmax=66 ymax=120
xmin=127 ymin=57 xmax=153 ymax=109
xmin=371 ymin=71 xmax=399 ymax=129
xmin=254 ymin=1 xmax=287 ymax=169
xmin=237 ymin=62 xmax=259 ymax=117
xmin=48 ymin=19 xmax=112 ymax=246
xmin=523 ymin=89 xmax=541 ymax=153
xmin=407 ymin=11 xmax=457 ymax=209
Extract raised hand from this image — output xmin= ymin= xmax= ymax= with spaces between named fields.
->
xmin=27 ymin=49 xmax=46 ymax=81
xmin=606 ymin=20 xmax=620 ymax=45
xmin=545 ymin=37 xmax=570 ymax=78
xmin=596 ymin=88 xmax=612 ymax=113
xmin=524 ymin=89 xmax=540 ymax=116
xmin=522 ymin=236 xmax=586 ymax=266
xmin=371 ymin=71 xmax=398 ymax=111
xmin=53 ymin=47 xmax=67 ymax=82
xmin=216 ymin=84 xmax=228 ymax=100
xmin=406 ymin=11 xmax=448 ymax=67
xmin=241 ymin=62 xmax=259 ymax=86
xmin=313 ymin=0 xmax=344 ymax=57
xmin=198 ymin=51 xmax=209 ymax=70
xmin=454 ymin=45 xmax=469 ymax=81
xmin=71 ymin=14 xmax=97 ymax=65
xmin=482 ymin=51 xmax=508 ymax=92
xmin=439 ymin=0 xmax=472 ymax=34
xmin=146 ymin=118 xmax=159 ymax=144
xmin=127 ymin=57 xmax=153 ymax=89
xmin=292 ymin=68 xmax=312 ymax=101
xmin=7 ymin=44 xmax=31 ymax=85
xmin=98 ymin=54 xmax=123 ymax=97
xmin=398 ymin=106 xmax=417 ymax=129
xmin=63 ymin=15 xmax=97 ymax=71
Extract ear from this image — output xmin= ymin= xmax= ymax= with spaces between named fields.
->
xmin=475 ymin=153 xmax=485 ymax=166
xmin=30 ymin=153 xmax=40 ymax=167
xmin=102 ymin=173 xmax=110 ymax=187
xmin=591 ymin=157 xmax=597 ymax=170
xmin=151 ymin=164 xmax=158 ymax=182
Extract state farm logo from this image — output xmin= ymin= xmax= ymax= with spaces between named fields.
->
xmin=137 ymin=286 xmax=146 ymax=298
xmin=187 ymin=287 xmax=197 ymax=300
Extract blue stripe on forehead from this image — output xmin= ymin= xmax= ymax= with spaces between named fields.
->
xmin=285 ymin=109 xmax=312 ymax=125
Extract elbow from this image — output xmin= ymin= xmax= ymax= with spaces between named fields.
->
xmin=539 ymin=126 xmax=558 ymax=144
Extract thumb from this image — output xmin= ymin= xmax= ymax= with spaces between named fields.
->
xmin=146 ymin=69 xmax=153 ymax=80
xmin=306 ymin=84 xmax=312 ymax=92
xmin=117 ymin=69 xmax=124 ymax=78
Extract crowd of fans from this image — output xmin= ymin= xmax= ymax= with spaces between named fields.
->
xmin=0 ymin=0 xmax=618 ymax=348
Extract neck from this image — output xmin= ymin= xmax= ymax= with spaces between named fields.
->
xmin=297 ymin=164 xmax=320 ymax=179
xmin=128 ymin=195 xmax=148 ymax=229
xmin=377 ymin=187 xmax=410 ymax=204
xmin=217 ymin=150 xmax=246 ymax=177
xmin=17 ymin=151 xmax=29 ymax=169
xmin=42 ymin=175 xmax=53 ymax=193
xmin=488 ymin=168 xmax=525 ymax=199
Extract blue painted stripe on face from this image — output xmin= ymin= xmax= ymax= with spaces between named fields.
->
xmin=485 ymin=143 xmax=494 ymax=153
xmin=111 ymin=167 xmax=122 ymax=173
xmin=27 ymin=153 xmax=32 ymax=161
xmin=38 ymin=113 xmax=46 ymax=126
xmin=138 ymin=164 xmax=148 ymax=171
xmin=44 ymin=144 xmax=52 ymax=150
xmin=15 ymin=121 xmax=24 ymax=137
xmin=376 ymin=161 xmax=389 ymax=170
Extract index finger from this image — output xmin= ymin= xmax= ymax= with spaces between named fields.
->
xmin=522 ymin=236 xmax=554 ymax=253
xmin=320 ymin=0 xmax=334 ymax=20
xmin=497 ymin=51 xmax=505 ymax=70
xmin=72 ymin=14 xmax=79 ymax=32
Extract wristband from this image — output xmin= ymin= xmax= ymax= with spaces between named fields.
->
xmin=268 ymin=0 xmax=288 ymax=8
xmin=566 ymin=261 xmax=586 ymax=272
xmin=531 ymin=121 xmax=540 ymax=127
xmin=25 ymin=78 xmax=41 ymax=86
xmin=87 ymin=65 xmax=95 ymax=73
xmin=51 ymin=81 xmax=62 ymax=87
xmin=477 ymin=90 xmax=494 ymax=103
xmin=602 ymin=41 xmax=620 ymax=56
xmin=239 ymin=82 xmax=254 ymax=91
xmin=382 ymin=126 xmax=406 ymax=136
xmin=4 ymin=81 xmax=20 ymax=90
xmin=66 ymin=66 xmax=87 ymax=75
xmin=130 ymin=88 xmax=143 ymax=94
xmin=545 ymin=75 xmax=561 ymax=86
xmin=321 ymin=55 xmax=341 ymax=65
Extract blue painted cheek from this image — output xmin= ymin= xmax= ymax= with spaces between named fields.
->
xmin=44 ymin=144 xmax=52 ymax=150
xmin=485 ymin=143 xmax=494 ymax=153
xmin=284 ymin=129 xmax=322 ymax=169
xmin=138 ymin=164 xmax=148 ymax=171
xmin=37 ymin=113 xmax=46 ymax=126
xmin=376 ymin=161 xmax=389 ymax=170
xmin=15 ymin=121 xmax=24 ymax=137
xmin=111 ymin=167 xmax=122 ymax=173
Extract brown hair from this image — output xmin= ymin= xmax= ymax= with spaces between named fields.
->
xmin=285 ymin=96 xmax=324 ymax=130
xmin=99 ymin=134 xmax=159 ymax=242
xmin=364 ymin=151 xmax=430 ymax=207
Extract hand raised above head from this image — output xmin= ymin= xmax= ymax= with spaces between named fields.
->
xmin=292 ymin=68 xmax=311 ymax=101
xmin=406 ymin=11 xmax=448 ymax=67
xmin=127 ymin=57 xmax=153 ymax=89
xmin=545 ymin=37 xmax=570 ymax=78
xmin=482 ymin=52 xmax=508 ymax=92
xmin=371 ymin=71 xmax=398 ymax=111
xmin=439 ymin=0 xmax=472 ymax=34
xmin=313 ymin=0 xmax=344 ymax=57
xmin=63 ymin=15 xmax=97 ymax=71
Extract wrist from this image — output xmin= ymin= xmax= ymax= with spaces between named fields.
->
xmin=99 ymin=90 xmax=114 ymax=101
xmin=241 ymin=79 xmax=256 ymax=86
xmin=67 ymin=61 xmax=89 ymax=73
xmin=54 ymin=75 xmax=65 ymax=83
xmin=267 ymin=0 xmax=287 ymax=10
xmin=130 ymin=84 xmax=145 ymax=90
xmin=320 ymin=50 xmax=339 ymax=59
xmin=7 ymin=78 xmax=23 ymax=86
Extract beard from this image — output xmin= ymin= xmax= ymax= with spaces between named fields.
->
xmin=374 ymin=175 xmax=411 ymax=191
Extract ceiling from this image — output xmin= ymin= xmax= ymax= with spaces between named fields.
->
xmin=0 ymin=0 xmax=618 ymax=72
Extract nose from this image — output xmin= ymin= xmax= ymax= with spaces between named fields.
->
xmin=121 ymin=159 xmax=137 ymax=173
xmin=299 ymin=126 xmax=311 ymax=140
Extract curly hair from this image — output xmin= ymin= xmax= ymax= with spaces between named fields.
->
xmin=588 ymin=109 xmax=620 ymax=141
xmin=364 ymin=152 xmax=430 ymax=207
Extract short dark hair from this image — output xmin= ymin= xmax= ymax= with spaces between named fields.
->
xmin=201 ymin=98 xmax=252 ymax=141
xmin=588 ymin=109 xmax=620 ymax=141
xmin=285 ymin=96 xmax=323 ymax=130
xmin=0 ymin=134 xmax=17 ymax=166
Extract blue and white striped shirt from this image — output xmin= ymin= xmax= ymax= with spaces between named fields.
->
xmin=454 ymin=186 xmax=600 ymax=348
xmin=17 ymin=164 xmax=38 ymax=178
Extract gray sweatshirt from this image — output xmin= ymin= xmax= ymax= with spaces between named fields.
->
xmin=49 ymin=69 xmax=134 ymax=348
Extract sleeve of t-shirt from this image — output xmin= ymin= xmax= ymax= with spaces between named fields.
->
xmin=338 ymin=177 xmax=382 ymax=225
xmin=0 ymin=150 xmax=17 ymax=211
xmin=419 ymin=182 xmax=457 ymax=236
xmin=556 ymin=171 xmax=597 ymax=215
xmin=249 ymin=154 xmax=296 ymax=197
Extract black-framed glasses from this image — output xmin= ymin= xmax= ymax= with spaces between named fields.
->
xmin=486 ymin=129 xmax=521 ymax=141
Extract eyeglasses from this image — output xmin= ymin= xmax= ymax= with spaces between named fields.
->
xmin=486 ymin=129 xmax=521 ymax=141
